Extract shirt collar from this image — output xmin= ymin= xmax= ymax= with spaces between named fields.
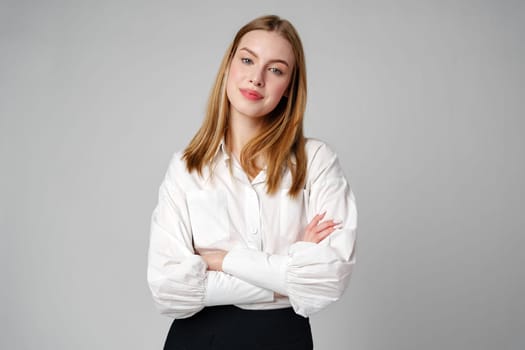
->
xmin=212 ymin=138 xmax=268 ymax=185
xmin=214 ymin=138 xmax=230 ymax=163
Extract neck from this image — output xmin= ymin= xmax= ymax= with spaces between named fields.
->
xmin=227 ymin=111 xmax=264 ymax=161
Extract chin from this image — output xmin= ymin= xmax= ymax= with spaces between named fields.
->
xmin=234 ymin=105 xmax=268 ymax=119
xmin=241 ymin=111 xmax=267 ymax=119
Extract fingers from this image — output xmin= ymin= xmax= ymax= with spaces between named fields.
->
xmin=306 ymin=211 xmax=326 ymax=230
xmin=310 ymin=220 xmax=339 ymax=243
xmin=199 ymin=250 xmax=227 ymax=271
xmin=315 ymin=219 xmax=338 ymax=232
xmin=315 ymin=224 xmax=337 ymax=242
xmin=303 ymin=211 xmax=341 ymax=243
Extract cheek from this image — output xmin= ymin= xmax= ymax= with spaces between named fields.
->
xmin=271 ymin=80 xmax=291 ymax=99
xmin=226 ymin=65 xmax=240 ymax=99
xmin=228 ymin=62 xmax=244 ymax=83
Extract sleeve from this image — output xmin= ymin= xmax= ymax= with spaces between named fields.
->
xmin=147 ymin=154 xmax=274 ymax=319
xmin=222 ymin=142 xmax=357 ymax=317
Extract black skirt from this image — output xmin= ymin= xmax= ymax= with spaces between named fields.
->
xmin=164 ymin=305 xmax=313 ymax=350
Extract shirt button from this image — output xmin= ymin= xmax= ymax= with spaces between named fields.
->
xmin=251 ymin=227 xmax=258 ymax=235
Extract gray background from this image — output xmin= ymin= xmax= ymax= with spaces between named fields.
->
xmin=2 ymin=0 xmax=524 ymax=349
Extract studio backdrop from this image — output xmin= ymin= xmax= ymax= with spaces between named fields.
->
xmin=2 ymin=0 xmax=524 ymax=349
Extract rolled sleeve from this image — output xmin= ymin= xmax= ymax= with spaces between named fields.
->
xmin=286 ymin=142 xmax=357 ymax=316
xmin=147 ymin=158 xmax=207 ymax=318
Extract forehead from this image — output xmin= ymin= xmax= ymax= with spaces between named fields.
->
xmin=237 ymin=30 xmax=295 ymax=65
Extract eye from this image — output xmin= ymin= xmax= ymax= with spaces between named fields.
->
xmin=269 ymin=67 xmax=283 ymax=76
xmin=241 ymin=57 xmax=253 ymax=65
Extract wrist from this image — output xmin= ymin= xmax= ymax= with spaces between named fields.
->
xmin=203 ymin=251 xmax=227 ymax=271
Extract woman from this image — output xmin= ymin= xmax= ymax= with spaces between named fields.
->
xmin=148 ymin=15 xmax=357 ymax=349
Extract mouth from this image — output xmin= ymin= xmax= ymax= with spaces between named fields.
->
xmin=240 ymin=88 xmax=263 ymax=100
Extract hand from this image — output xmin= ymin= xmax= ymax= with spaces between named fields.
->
xmin=199 ymin=250 xmax=227 ymax=271
xmin=302 ymin=212 xmax=339 ymax=243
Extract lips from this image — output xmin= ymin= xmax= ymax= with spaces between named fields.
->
xmin=240 ymin=88 xmax=263 ymax=100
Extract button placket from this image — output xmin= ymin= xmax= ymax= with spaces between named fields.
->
xmin=245 ymin=187 xmax=261 ymax=250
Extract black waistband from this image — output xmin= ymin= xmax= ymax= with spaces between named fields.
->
xmin=164 ymin=305 xmax=313 ymax=350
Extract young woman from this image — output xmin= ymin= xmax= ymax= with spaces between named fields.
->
xmin=148 ymin=15 xmax=357 ymax=349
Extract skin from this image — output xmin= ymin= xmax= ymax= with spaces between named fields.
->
xmin=200 ymin=30 xmax=338 ymax=286
xmin=225 ymin=30 xmax=296 ymax=165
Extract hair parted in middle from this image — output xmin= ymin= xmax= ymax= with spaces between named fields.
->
xmin=183 ymin=14 xmax=307 ymax=197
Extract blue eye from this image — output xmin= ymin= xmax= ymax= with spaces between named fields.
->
xmin=241 ymin=57 xmax=253 ymax=64
xmin=269 ymin=67 xmax=283 ymax=76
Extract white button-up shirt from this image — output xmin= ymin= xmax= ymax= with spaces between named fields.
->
xmin=147 ymin=139 xmax=357 ymax=318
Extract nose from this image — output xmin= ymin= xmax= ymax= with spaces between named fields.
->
xmin=250 ymin=70 xmax=264 ymax=87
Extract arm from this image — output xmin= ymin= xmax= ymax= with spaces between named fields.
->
xmin=147 ymin=154 xmax=273 ymax=319
xmin=220 ymin=142 xmax=357 ymax=317
xmin=205 ymin=271 xmax=273 ymax=306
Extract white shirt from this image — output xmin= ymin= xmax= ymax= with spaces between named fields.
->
xmin=147 ymin=138 xmax=357 ymax=318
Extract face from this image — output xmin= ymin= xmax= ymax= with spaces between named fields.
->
xmin=226 ymin=30 xmax=295 ymax=121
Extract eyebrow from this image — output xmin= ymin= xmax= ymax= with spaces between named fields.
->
xmin=239 ymin=47 xmax=290 ymax=67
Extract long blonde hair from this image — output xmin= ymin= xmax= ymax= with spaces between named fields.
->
xmin=183 ymin=15 xmax=307 ymax=197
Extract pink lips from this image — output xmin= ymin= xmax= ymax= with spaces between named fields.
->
xmin=240 ymin=88 xmax=263 ymax=100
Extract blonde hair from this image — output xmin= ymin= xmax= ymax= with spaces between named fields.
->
xmin=183 ymin=15 xmax=307 ymax=197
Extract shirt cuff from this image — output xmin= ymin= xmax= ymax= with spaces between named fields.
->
xmin=222 ymin=246 xmax=290 ymax=296
xmin=204 ymin=271 xmax=274 ymax=306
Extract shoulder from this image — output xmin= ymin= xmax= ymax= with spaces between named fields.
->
xmin=163 ymin=150 xmax=212 ymax=191
xmin=163 ymin=151 xmax=195 ymax=186
xmin=304 ymin=138 xmax=344 ymax=184
xmin=305 ymin=138 xmax=339 ymax=164
xmin=165 ymin=151 xmax=188 ymax=177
